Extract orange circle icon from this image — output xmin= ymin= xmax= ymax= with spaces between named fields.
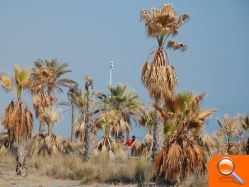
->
xmin=218 ymin=158 xmax=235 ymax=175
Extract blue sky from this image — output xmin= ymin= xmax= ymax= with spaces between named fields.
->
xmin=0 ymin=1 xmax=249 ymax=139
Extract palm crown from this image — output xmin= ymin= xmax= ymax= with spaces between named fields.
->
xmin=96 ymin=84 xmax=144 ymax=138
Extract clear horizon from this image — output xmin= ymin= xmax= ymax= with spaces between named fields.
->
xmin=0 ymin=0 xmax=249 ymax=139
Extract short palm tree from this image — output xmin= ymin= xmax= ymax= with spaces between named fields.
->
xmin=96 ymin=84 xmax=144 ymax=140
xmin=95 ymin=109 xmax=124 ymax=157
xmin=0 ymin=66 xmax=33 ymax=176
xmin=154 ymin=92 xmax=215 ymax=184
xmin=140 ymin=4 xmax=189 ymax=159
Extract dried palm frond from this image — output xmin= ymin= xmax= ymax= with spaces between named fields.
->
xmin=167 ymin=40 xmax=187 ymax=52
xmin=2 ymin=101 xmax=33 ymax=143
xmin=140 ymin=4 xmax=189 ymax=44
xmin=41 ymin=107 xmax=60 ymax=126
xmin=0 ymin=132 xmax=9 ymax=153
xmin=190 ymin=93 xmax=207 ymax=112
xmin=29 ymin=66 xmax=55 ymax=92
xmin=141 ymin=47 xmax=178 ymax=99
xmin=0 ymin=74 xmax=12 ymax=91
xmin=155 ymin=135 xmax=207 ymax=183
xmin=75 ymin=121 xmax=87 ymax=141
xmin=240 ymin=114 xmax=249 ymax=130
xmin=95 ymin=137 xmax=124 ymax=159
xmin=215 ymin=115 xmax=244 ymax=154
xmin=33 ymin=90 xmax=56 ymax=117
xmin=31 ymin=134 xmax=73 ymax=156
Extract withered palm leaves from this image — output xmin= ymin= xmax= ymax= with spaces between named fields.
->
xmin=156 ymin=92 xmax=216 ymax=132
xmin=32 ymin=59 xmax=76 ymax=96
xmin=141 ymin=4 xmax=189 ymax=99
xmin=141 ymin=5 xmax=189 ymax=160
xmin=154 ymin=92 xmax=215 ymax=182
xmin=0 ymin=73 xmax=12 ymax=91
xmin=2 ymin=67 xmax=33 ymax=142
xmin=2 ymin=101 xmax=33 ymax=143
xmin=30 ymin=59 xmax=76 ymax=134
xmin=1 ymin=67 xmax=34 ymax=176
xmin=216 ymin=116 xmax=243 ymax=154
xmin=155 ymin=135 xmax=206 ymax=183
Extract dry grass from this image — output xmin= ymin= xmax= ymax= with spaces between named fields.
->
xmin=0 ymin=152 xmax=208 ymax=186
xmin=31 ymin=153 xmax=153 ymax=184
xmin=0 ymin=152 xmax=153 ymax=185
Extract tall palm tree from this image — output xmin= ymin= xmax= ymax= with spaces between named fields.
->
xmin=140 ymin=4 xmax=189 ymax=159
xmin=84 ymin=76 xmax=98 ymax=159
xmin=0 ymin=66 xmax=33 ymax=176
xmin=154 ymin=92 xmax=215 ymax=184
xmin=96 ymin=84 xmax=144 ymax=140
xmin=30 ymin=59 xmax=76 ymax=134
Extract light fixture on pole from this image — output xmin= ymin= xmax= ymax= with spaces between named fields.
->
xmin=109 ymin=61 xmax=114 ymax=86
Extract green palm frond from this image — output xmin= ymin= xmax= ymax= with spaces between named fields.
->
xmin=14 ymin=66 xmax=30 ymax=87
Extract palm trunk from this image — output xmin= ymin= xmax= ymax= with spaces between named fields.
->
xmin=71 ymin=102 xmax=77 ymax=142
xmin=16 ymin=142 xmax=28 ymax=176
xmin=152 ymin=106 xmax=164 ymax=160
xmin=226 ymin=133 xmax=232 ymax=154
xmin=38 ymin=121 xmax=46 ymax=134
xmin=84 ymin=77 xmax=97 ymax=159
xmin=48 ymin=123 xmax=52 ymax=136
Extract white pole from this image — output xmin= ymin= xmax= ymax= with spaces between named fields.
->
xmin=109 ymin=61 xmax=114 ymax=97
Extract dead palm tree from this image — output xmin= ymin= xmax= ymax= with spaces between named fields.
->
xmin=216 ymin=115 xmax=242 ymax=154
xmin=84 ymin=76 xmax=98 ymax=159
xmin=30 ymin=59 xmax=76 ymax=134
xmin=140 ymin=4 xmax=189 ymax=159
xmin=155 ymin=92 xmax=215 ymax=184
xmin=1 ymin=66 xmax=33 ymax=176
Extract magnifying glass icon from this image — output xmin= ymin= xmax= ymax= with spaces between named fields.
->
xmin=217 ymin=157 xmax=244 ymax=185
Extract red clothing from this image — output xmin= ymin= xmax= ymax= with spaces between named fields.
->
xmin=125 ymin=139 xmax=133 ymax=147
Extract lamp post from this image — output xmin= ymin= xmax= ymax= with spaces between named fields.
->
xmin=109 ymin=61 xmax=114 ymax=97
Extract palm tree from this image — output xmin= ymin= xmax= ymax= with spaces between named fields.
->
xmin=96 ymin=84 xmax=144 ymax=140
xmin=67 ymin=86 xmax=87 ymax=142
xmin=0 ymin=66 xmax=33 ymax=176
xmin=95 ymin=109 xmax=124 ymax=157
xmin=140 ymin=4 xmax=189 ymax=159
xmin=216 ymin=116 xmax=242 ymax=154
xmin=154 ymin=92 xmax=215 ymax=184
xmin=84 ymin=76 xmax=98 ymax=159
xmin=30 ymin=59 xmax=76 ymax=134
